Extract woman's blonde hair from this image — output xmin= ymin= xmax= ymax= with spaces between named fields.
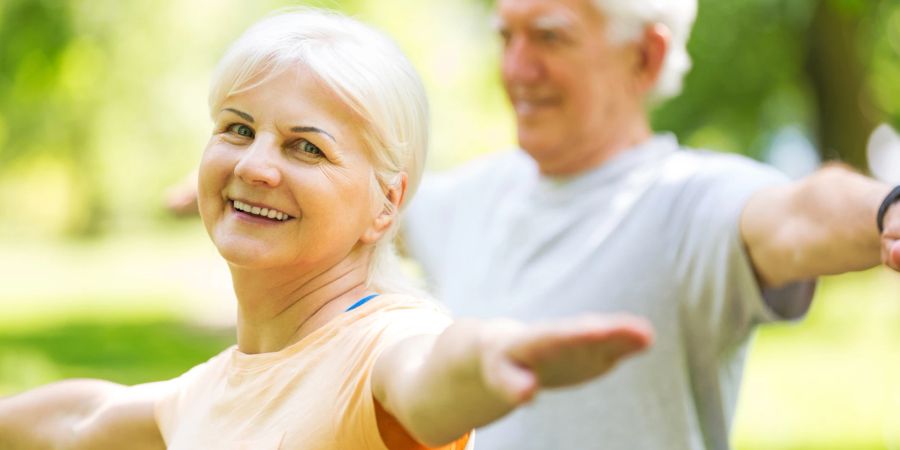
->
xmin=209 ymin=8 xmax=429 ymax=294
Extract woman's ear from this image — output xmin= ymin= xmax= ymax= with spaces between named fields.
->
xmin=361 ymin=172 xmax=408 ymax=245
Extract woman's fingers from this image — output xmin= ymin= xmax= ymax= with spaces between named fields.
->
xmin=506 ymin=314 xmax=654 ymax=388
xmin=478 ymin=314 xmax=653 ymax=405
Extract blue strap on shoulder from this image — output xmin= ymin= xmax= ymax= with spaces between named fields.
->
xmin=345 ymin=294 xmax=379 ymax=312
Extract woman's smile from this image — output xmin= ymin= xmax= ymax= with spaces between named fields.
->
xmin=230 ymin=199 xmax=295 ymax=222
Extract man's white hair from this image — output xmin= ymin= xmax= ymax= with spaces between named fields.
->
xmin=208 ymin=8 xmax=429 ymax=294
xmin=593 ymin=0 xmax=698 ymax=102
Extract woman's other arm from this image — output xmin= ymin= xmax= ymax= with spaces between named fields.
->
xmin=0 ymin=379 xmax=166 ymax=450
xmin=372 ymin=314 xmax=653 ymax=447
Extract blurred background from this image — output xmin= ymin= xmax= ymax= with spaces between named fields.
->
xmin=1 ymin=0 xmax=899 ymax=448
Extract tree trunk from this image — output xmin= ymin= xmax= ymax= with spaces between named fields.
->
xmin=806 ymin=0 xmax=879 ymax=170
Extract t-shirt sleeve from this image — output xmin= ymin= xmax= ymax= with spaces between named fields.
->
xmin=337 ymin=297 xmax=461 ymax=449
xmin=673 ymin=153 xmax=815 ymax=351
xmin=153 ymin=353 xmax=224 ymax=445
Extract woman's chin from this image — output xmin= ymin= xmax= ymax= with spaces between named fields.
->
xmin=212 ymin=238 xmax=282 ymax=269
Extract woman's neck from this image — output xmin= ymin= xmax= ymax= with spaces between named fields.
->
xmin=229 ymin=250 xmax=373 ymax=354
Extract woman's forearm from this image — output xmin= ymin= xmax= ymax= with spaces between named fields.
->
xmin=0 ymin=379 xmax=125 ymax=449
xmin=373 ymin=319 xmax=528 ymax=447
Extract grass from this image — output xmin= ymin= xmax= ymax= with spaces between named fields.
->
xmin=0 ymin=318 xmax=234 ymax=392
xmin=733 ymin=269 xmax=900 ymax=450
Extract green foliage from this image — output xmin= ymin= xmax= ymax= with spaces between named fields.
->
xmin=865 ymin=1 xmax=900 ymax=130
xmin=654 ymin=0 xmax=819 ymax=155
xmin=0 ymin=0 xmax=75 ymax=164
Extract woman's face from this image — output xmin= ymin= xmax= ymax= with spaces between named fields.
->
xmin=199 ymin=67 xmax=381 ymax=270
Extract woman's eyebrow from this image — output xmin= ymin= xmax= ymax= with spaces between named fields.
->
xmin=222 ymin=108 xmax=337 ymax=143
xmin=223 ymin=108 xmax=254 ymax=123
xmin=291 ymin=126 xmax=337 ymax=143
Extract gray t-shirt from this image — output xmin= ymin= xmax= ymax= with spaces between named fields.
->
xmin=404 ymin=134 xmax=814 ymax=450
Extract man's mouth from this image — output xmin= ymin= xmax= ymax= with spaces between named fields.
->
xmin=231 ymin=200 xmax=294 ymax=221
xmin=513 ymin=98 xmax=560 ymax=115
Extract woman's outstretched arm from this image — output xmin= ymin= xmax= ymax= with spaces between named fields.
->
xmin=0 ymin=379 xmax=167 ymax=450
xmin=372 ymin=314 xmax=653 ymax=447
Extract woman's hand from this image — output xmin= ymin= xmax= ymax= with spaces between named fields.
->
xmin=477 ymin=314 xmax=653 ymax=406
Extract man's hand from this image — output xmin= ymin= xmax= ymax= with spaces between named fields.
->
xmin=882 ymin=203 xmax=900 ymax=270
xmin=479 ymin=314 xmax=653 ymax=405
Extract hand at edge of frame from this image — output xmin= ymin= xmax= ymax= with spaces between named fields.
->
xmin=883 ymin=204 xmax=900 ymax=271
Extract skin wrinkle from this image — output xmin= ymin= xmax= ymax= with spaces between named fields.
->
xmin=223 ymin=108 xmax=255 ymax=124
xmin=220 ymin=107 xmax=339 ymax=149
xmin=273 ymin=266 xmax=370 ymax=346
xmin=211 ymin=123 xmax=343 ymax=172
xmin=291 ymin=126 xmax=338 ymax=143
xmin=232 ymin=251 xmax=373 ymax=354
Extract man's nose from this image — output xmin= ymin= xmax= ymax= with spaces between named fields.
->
xmin=234 ymin=137 xmax=282 ymax=187
xmin=502 ymin=37 xmax=543 ymax=84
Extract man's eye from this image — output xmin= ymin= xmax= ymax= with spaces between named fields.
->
xmin=226 ymin=123 xmax=254 ymax=138
xmin=538 ymin=30 xmax=560 ymax=43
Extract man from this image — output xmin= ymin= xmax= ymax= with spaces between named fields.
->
xmin=403 ymin=0 xmax=900 ymax=448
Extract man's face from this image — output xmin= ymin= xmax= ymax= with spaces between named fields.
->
xmin=497 ymin=0 xmax=643 ymax=170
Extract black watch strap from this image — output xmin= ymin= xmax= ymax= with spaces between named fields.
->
xmin=877 ymin=185 xmax=900 ymax=233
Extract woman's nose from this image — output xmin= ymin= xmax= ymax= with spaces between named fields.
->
xmin=234 ymin=138 xmax=282 ymax=187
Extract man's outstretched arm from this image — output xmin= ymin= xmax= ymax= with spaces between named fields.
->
xmin=741 ymin=163 xmax=900 ymax=289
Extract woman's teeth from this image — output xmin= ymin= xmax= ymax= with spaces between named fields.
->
xmin=232 ymin=200 xmax=291 ymax=221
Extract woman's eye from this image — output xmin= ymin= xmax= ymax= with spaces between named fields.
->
xmin=226 ymin=123 xmax=254 ymax=138
xmin=296 ymin=140 xmax=324 ymax=157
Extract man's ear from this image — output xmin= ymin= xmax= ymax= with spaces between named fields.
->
xmin=361 ymin=173 xmax=408 ymax=245
xmin=635 ymin=23 xmax=670 ymax=93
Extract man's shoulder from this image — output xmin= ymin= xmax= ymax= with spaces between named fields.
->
xmin=662 ymin=146 xmax=788 ymax=186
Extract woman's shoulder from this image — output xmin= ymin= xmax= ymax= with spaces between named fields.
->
xmin=351 ymin=293 xmax=453 ymax=338
xmin=366 ymin=293 xmax=453 ymax=320
xmin=166 ymin=345 xmax=237 ymax=387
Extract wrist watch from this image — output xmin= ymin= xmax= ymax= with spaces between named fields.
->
xmin=877 ymin=185 xmax=900 ymax=233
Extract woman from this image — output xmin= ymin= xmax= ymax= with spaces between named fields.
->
xmin=0 ymin=9 xmax=652 ymax=449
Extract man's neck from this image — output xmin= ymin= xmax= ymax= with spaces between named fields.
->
xmin=534 ymin=116 xmax=653 ymax=177
xmin=229 ymin=251 xmax=372 ymax=354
